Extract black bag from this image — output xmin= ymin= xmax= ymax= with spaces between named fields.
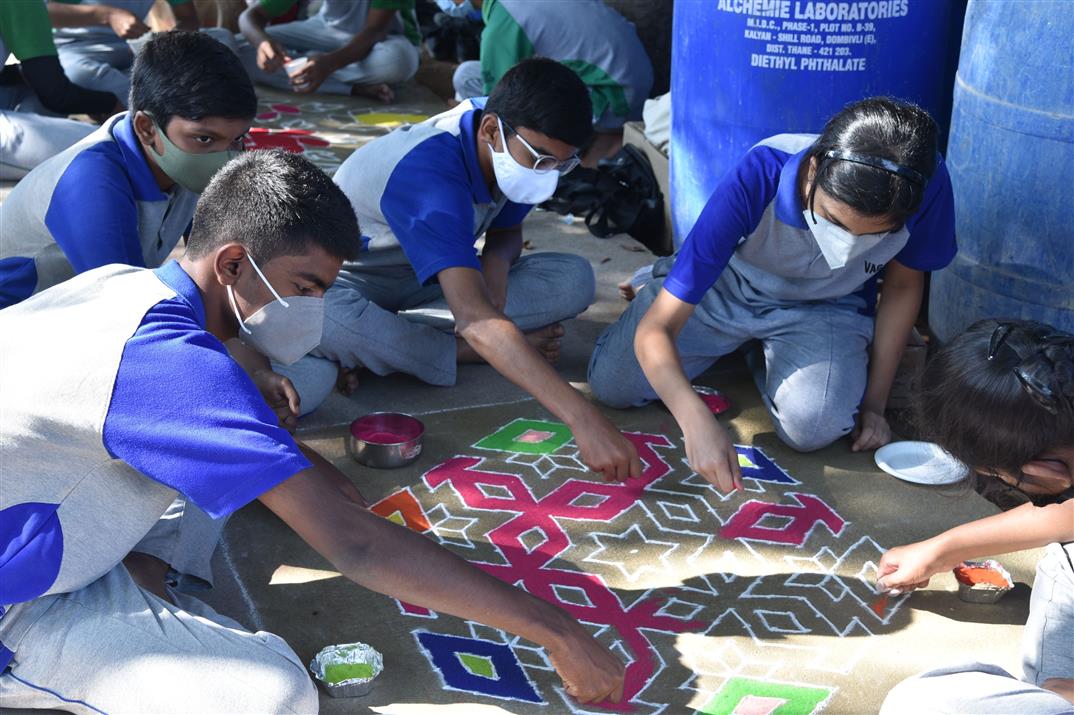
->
xmin=422 ymin=14 xmax=482 ymax=63
xmin=541 ymin=145 xmax=668 ymax=256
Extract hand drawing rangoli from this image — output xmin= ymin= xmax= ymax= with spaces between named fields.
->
xmin=368 ymin=417 xmax=908 ymax=714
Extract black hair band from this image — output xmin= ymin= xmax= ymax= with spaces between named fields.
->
xmin=824 ymin=150 xmax=927 ymax=186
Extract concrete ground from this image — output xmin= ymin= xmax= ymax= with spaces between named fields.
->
xmin=195 ymin=209 xmax=1038 ymax=713
xmin=0 ymin=77 xmax=1041 ymax=714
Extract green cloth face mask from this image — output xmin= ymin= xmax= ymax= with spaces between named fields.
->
xmin=146 ymin=114 xmax=240 ymax=193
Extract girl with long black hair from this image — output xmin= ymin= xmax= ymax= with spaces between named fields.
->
xmin=879 ymin=319 xmax=1074 ymax=713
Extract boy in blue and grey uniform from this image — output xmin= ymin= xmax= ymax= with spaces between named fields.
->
xmin=46 ymin=0 xmax=236 ymax=104
xmin=0 ymin=31 xmax=257 ymax=603
xmin=589 ymin=98 xmax=957 ymax=492
xmin=0 ymin=150 xmax=626 ymax=711
xmin=0 ymin=30 xmax=255 ymax=310
xmin=237 ymin=0 xmax=420 ymax=102
xmin=281 ymin=58 xmax=643 ymax=484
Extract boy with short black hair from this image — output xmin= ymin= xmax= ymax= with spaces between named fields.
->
xmin=0 ymin=30 xmax=257 ymax=310
xmin=0 ymin=150 xmax=625 ymax=712
xmin=281 ymin=58 xmax=643 ymax=483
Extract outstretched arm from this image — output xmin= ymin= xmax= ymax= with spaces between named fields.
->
xmin=46 ymin=2 xmax=150 ymax=38
xmin=259 ymin=465 xmax=625 ymax=704
xmin=439 ymin=266 xmax=642 ymax=483
xmin=636 ymin=288 xmax=742 ymax=493
xmin=878 ymin=500 xmax=1074 ymax=593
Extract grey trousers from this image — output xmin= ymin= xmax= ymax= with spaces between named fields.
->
xmin=452 ymin=60 xmax=483 ymax=102
xmin=55 ymin=29 xmax=238 ymax=102
xmin=277 ymin=251 xmax=596 ymax=415
xmin=131 ymin=497 xmax=228 ymax=590
xmin=880 ymin=543 xmax=1074 ymax=714
xmin=0 ymin=86 xmax=94 ymax=180
xmin=587 ymin=263 xmax=874 ymax=452
xmin=0 ymin=566 xmax=316 ymax=714
xmin=236 ymin=17 xmax=419 ymax=94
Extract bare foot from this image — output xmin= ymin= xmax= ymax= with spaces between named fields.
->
xmin=336 ymin=366 xmax=360 ymax=395
xmin=527 ymin=323 xmax=565 ymax=364
xmin=456 ymin=324 xmax=565 ymax=365
xmin=351 ymin=82 xmax=394 ymax=103
xmin=618 ymin=279 xmax=637 ymax=301
xmin=123 ymin=551 xmax=172 ymax=603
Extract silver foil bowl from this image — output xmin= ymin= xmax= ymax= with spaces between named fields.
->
xmin=954 ymin=559 xmax=1013 ymax=604
xmin=309 ymin=642 xmax=383 ymax=698
xmin=347 ymin=412 xmax=424 ymax=469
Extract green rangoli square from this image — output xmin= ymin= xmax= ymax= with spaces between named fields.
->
xmin=457 ymin=652 xmax=496 ymax=679
xmin=698 ymin=677 xmax=832 ymax=715
xmin=474 ymin=419 xmax=573 ymax=455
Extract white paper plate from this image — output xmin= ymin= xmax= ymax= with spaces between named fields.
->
xmin=874 ymin=441 xmax=969 ymax=485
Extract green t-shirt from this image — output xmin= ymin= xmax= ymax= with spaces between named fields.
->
xmin=479 ymin=0 xmax=647 ymax=124
xmin=0 ymin=0 xmax=59 ymax=61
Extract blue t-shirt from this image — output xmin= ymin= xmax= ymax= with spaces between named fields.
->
xmin=103 ymin=260 xmax=312 ymax=515
xmin=0 ymin=113 xmax=198 ymax=308
xmin=664 ymin=134 xmax=957 ymax=311
xmin=0 ymin=261 xmax=310 ymax=632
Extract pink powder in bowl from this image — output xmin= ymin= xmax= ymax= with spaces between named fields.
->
xmin=350 ymin=413 xmax=424 ymax=445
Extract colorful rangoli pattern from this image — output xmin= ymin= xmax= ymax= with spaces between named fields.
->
xmin=368 ymin=418 xmax=906 ymax=713
xmin=245 ymin=94 xmax=431 ymax=176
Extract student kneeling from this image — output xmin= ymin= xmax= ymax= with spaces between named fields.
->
xmin=0 ymin=150 xmax=624 ymax=712
xmin=588 ymin=98 xmax=956 ymax=491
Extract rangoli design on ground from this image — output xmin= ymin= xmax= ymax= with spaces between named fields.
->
xmin=247 ymin=94 xmax=433 ymax=175
xmin=368 ymin=419 xmax=906 ymax=713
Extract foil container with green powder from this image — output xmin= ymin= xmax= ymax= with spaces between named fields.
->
xmin=309 ymin=642 xmax=383 ymax=698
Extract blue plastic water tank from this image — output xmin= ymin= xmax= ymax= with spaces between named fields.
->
xmin=670 ymin=0 xmax=964 ymax=245
xmin=929 ymin=0 xmax=1074 ymax=340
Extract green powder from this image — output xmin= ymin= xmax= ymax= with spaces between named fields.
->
xmin=323 ymin=662 xmax=374 ymax=684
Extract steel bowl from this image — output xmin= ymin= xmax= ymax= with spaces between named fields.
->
xmin=347 ymin=412 xmax=424 ymax=468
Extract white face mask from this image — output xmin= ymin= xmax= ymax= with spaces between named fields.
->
xmin=803 ymin=210 xmax=888 ymax=270
xmin=227 ymin=253 xmax=324 ymax=366
xmin=436 ymin=0 xmax=475 ymax=17
xmin=487 ymin=118 xmax=560 ymax=205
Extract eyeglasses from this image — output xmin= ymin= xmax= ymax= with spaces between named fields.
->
xmin=987 ymin=321 xmax=1074 ymax=415
xmin=499 ymin=117 xmax=581 ymax=175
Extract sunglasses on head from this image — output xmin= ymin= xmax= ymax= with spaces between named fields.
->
xmin=987 ymin=321 xmax=1074 ymax=415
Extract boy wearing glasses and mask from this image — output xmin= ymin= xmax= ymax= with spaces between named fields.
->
xmin=879 ymin=319 xmax=1074 ymax=713
xmin=0 ymin=150 xmax=626 ymax=711
xmin=0 ymin=30 xmax=255 ymax=310
xmin=279 ymin=57 xmax=643 ymax=484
